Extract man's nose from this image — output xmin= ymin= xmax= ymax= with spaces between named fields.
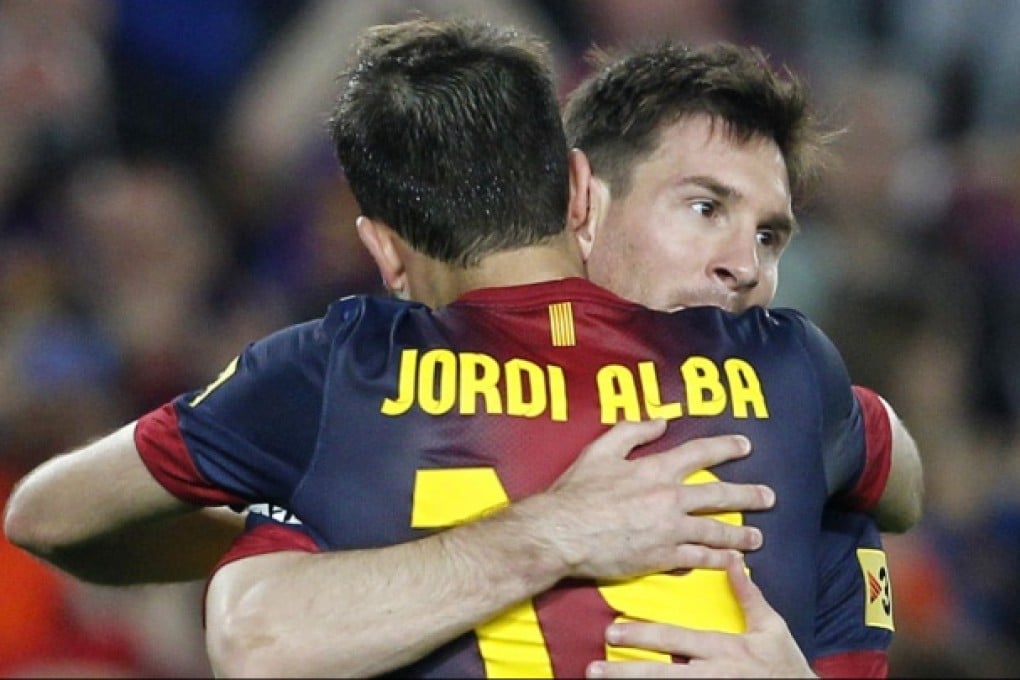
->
xmin=711 ymin=236 xmax=760 ymax=291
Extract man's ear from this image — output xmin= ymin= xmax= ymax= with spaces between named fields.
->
xmin=567 ymin=148 xmax=607 ymax=262
xmin=356 ymin=216 xmax=408 ymax=298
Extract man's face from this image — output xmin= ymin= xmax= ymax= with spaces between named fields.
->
xmin=586 ymin=114 xmax=795 ymax=312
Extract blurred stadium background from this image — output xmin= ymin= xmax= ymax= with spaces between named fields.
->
xmin=1 ymin=0 xmax=1017 ymax=676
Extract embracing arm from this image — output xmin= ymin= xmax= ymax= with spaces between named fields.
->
xmin=207 ymin=499 xmax=570 ymax=678
xmin=3 ymin=422 xmax=242 ymax=584
xmin=205 ymin=421 xmax=776 ymax=678
xmin=800 ymin=317 xmax=922 ymax=534
xmin=871 ymin=395 xmax=923 ymax=533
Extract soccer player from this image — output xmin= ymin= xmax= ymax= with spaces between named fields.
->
xmin=560 ymin=43 xmax=913 ymax=678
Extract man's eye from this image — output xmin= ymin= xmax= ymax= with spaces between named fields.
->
xmin=691 ymin=200 xmax=716 ymax=217
xmin=757 ymin=228 xmax=783 ymax=248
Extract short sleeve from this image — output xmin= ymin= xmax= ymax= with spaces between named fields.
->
xmin=135 ymin=319 xmax=330 ymax=507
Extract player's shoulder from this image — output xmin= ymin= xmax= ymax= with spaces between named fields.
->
xmin=748 ymin=305 xmax=810 ymax=328
xmin=319 ymin=294 xmax=429 ymax=339
xmin=756 ymin=306 xmax=832 ymax=345
xmin=687 ymin=305 xmax=814 ymax=340
xmin=690 ymin=306 xmax=845 ymax=370
xmin=243 ymin=295 xmax=426 ymax=362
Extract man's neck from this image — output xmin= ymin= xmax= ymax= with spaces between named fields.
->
xmin=409 ymin=236 xmax=587 ymax=308
xmin=461 ymin=243 xmax=585 ymax=290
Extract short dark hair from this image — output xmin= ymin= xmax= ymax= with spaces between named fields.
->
xmin=563 ymin=41 xmax=836 ymax=206
xmin=330 ymin=17 xmax=569 ymax=267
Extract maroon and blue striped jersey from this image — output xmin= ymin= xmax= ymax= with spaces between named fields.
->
xmin=135 ymin=277 xmax=892 ymax=677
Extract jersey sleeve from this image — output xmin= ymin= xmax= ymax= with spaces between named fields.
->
xmin=791 ymin=313 xmax=890 ymax=507
xmin=813 ymin=651 xmax=888 ymax=678
xmin=812 ymin=509 xmax=893 ymax=678
xmin=213 ymin=505 xmax=322 ymax=573
xmin=134 ymin=317 xmax=333 ymax=508
xmin=835 ymin=386 xmax=892 ymax=511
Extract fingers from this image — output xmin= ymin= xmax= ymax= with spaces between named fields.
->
xmin=686 ymin=516 xmax=765 ymax=553
xmin=582 ymin=428 xmax=755 ymax=480
xmin=674 ymin=479 xmax=775 ymax=515
xmin=631 ymin=433 xmax=774 ymax=513
xmin=672 ymin=530 xmax=761 ymax=569
xmin=582 ymin=419 xmax=669 ymax=462
xmin=605 ymin=620 xmax=710 ymax=658
xmin=725 ymin=552 xmax=774 ymax=629
xmin=591 ymin=617 xmax=738 ymax=678
xmin=669 ymin=434 xmax=752 ymax=472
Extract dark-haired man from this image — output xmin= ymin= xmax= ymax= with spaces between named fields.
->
xmin=562 ymin=42 xmax=917 ymax=677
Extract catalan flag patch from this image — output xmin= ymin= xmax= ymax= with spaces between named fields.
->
xmin=857 ymin=547 xmax=894 ymax=631
xmin=548 ymin=302 xmax=576 ymax=347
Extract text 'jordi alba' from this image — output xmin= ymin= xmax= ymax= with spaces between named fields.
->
xmin=380 ymin=348 xmax=769 ymax=424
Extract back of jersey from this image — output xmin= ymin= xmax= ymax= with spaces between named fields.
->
xmin=290 ymin=278 xmax=858 ymax=676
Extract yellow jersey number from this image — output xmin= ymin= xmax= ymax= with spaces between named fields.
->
xmin=411 ymin=467 xmax=747 ymax=678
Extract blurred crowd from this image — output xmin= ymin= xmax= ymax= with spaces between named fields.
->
xmin=1 ymin=1 xmax=1018 ymax=677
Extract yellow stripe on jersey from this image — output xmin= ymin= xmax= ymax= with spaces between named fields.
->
xmin=189 ymin=356 xmax=240 ymax=407
xmin=548 ymin=302 xmax=576 ymax=347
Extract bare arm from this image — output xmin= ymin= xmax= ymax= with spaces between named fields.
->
xmin=205 ymin=421 xmax=777 ymax=678
xmin=871 ymin=396 xmax=923 ymax=533
xmin=3 ymin=422 xmax=243 ymax=584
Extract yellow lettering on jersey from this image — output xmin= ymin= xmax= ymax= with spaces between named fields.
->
xmin=411 ymin=467 xmax=746 ymax=676
xmin=547 ymin=365 xmax=568 ymax=422
xmin=683 ymin=356 xmax=727 ymax=416
xmin=597 ymin=364 xmax=643 ymax=424
xmin=857 ymin=548 xmax=894 ymax=631
xmin=412 ymin=468 xmax=552 ymax=677
xmin=383 ymin=349 xmax=568 ymax=421
xmin=381 ymin=349 xmax=419 ymax=415
xmin=382 ymin=351 xmax=767 ymax=423
xmin=598 ymin=358 xmax=768 ymax=424
xmin=460 ymin=352 xmax=502 ymax=415
xmin=506 ymin=359 xmax=546 ymax=418
xmin=602 ymin=569 xmax=747 ymax=663
xmin=600 ymin=469 xmax=745 ymax=662
xmin=189 ymin=356 xmax=240 ymax=407
xmin=410 ymin=468 xmax=509 ymax=527
xmin=638 ymin=361 xmax=684 ymax=420
xmin=419 ymin=349 xmax=457 ymax=415
xmin=724 ymin=358 xmax=769 ymax=418
xmin=476 ymin=605 xmax=552 ymax=678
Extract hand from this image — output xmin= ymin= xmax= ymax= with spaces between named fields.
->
xmin=519 ymin=419 xmax=775 ymax=581
xmin=585 ymin=553 xmax=817 ymax=678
